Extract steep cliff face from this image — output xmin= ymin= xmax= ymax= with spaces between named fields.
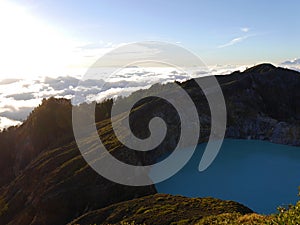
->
xmin=130 ymin=63 xmax=300 ymax=150
xmin=120 ymin=64 xmax=300 ymax=165
xmin=219 ymin=64 xmax=300 ymax=145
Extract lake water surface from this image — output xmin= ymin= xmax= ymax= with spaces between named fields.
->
xmin=153 ymin=139 xmax=300 ymax=214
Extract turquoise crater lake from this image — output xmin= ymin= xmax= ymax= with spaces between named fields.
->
xmin=152 ymin=139 xmax=300 ymax=214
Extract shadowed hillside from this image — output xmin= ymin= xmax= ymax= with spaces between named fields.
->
xmin=0 ymin=98 xmax=155 ymax=225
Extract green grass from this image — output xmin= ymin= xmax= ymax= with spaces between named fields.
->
xmin=70 ymin=194 xmax=300 ymax=225
xmin=195 ymin=201 xmax=300 ymax=225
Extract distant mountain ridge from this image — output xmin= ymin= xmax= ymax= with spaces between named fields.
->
xmin=1 ymin=63 xmax=300 ymax=224
xmin=244 ymin=63 xmax=276 ymax=73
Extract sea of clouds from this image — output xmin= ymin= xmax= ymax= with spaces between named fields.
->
xmin=0 ymin=61 xmax=298 ymax=130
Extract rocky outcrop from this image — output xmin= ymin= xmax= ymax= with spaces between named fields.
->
xmin=219 ymin=64 xmax=300 ymax=145
xmin=118 ymin=64 xmax=300 ymax=165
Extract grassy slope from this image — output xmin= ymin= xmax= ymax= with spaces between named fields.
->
xmin=68 ymin=193 xmax=253 ymax=225
xmin=197 ymin=200 xmax=300 ymax=224
xmin=69 ymin=194 xmax=300 ymax=225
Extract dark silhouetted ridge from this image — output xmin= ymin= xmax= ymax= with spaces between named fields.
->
xmin=244 ymin=63 xmax=277 ymax=74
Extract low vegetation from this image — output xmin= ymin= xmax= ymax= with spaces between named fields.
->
xmin=69 ymin=194 xmax=253 ymax=225
xmin=69 ymin=193 xmax=300 ymax=225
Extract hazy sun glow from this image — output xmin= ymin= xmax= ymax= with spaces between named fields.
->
xmin=0 ymin=1 xmax=88 ymax=79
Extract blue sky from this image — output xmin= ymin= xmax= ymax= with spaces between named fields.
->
xmin=0 ymin=0 xmax=300 ymax=128
xmin=1 ymin=0 xmax=300 ymax=78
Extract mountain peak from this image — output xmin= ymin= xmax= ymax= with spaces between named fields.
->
xmin=244 ymin=63 xmax=277 ymax=74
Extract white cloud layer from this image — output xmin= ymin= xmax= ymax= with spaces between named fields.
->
xmin=0 ymin=67 xmax=198 ymax=129
xmin=280 ymin=58 xmax=300 ymax=72
xmin=0 ymin=61 xmax=298 ymax=130
xmin=281 ymin=58 xmax=300 ymax=65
